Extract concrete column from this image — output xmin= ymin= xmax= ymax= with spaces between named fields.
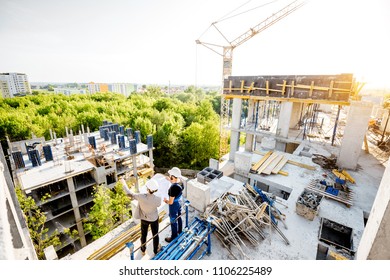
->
xmin=275 ymin=102 xmax=293 ymax=152
xmin=247 ymin=100 xmax=256 ymax=125
xmin=337 ymin=101 xmax=373 ymax=170
xmin=245 ymin=134 xmax=254 ymax=152
xmin=66 ymin=177 xmax=87 ymax=247
xmin=277 ymin=101 xmax=293 ymax=137
xmin=132 ymin=155 xmax=139 ymax=192
xmin=245 ymin=100 xmax=255 ymax=153
xmin=229 ymin=98 xmax=242 ymax=161
xmin=148 ymin=149 xmax=154 ymax=171
xmin=289 ymin=102 xmax=302 ymax=129
xmin=357 ymin=161 xmax=390 ymax=259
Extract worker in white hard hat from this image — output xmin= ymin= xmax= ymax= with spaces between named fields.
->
xmin=121 ymin=178 xmax=161 ymax=256
xmin=163 ymin=167 xmax=184 ymax=243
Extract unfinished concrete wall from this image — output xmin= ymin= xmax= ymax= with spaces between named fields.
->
xmin=0 ymin=146 xmax=37 ymax=260
xmin=0 ymin=162 xmax=14 ymax=259
xmin=357 ymin=161 xmax=390 ymax=260
xmin=337 ymin=101 xmax=373 ymax=170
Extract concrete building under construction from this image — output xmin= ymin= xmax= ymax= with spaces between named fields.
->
xmin=1 ymin=121 xmax=154 ymax=259
xmin=60 ymin=74 xmax=390 ymax=260
xmin=1 ymin=74 xmax=389 ymax=261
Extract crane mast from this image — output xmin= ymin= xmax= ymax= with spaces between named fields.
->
xmin=196 ymin=0 xmax=306 ymax=160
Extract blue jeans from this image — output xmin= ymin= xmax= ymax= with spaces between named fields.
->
xmin=169 ymin=199 xmax=182 ymax=239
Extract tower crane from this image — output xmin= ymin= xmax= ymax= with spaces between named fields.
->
xmin=196 ymin=0 xmax=306 ymax=160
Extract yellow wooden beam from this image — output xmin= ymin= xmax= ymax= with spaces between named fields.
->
xmin=223 ymin=94 xmax=350 ymax=105
xmin=240 ymin=80 xmax=245 ymax=93
xmin=278 ymin=83 xmax=351 ymax=92
xmin=291 ymin=80 xmax=295 ymax=97
xmin=309 ymin=81 xmax=314 ymax=97
xmin=281 ymin=80 xmax=286 ymax=96
xmin=278 ymin=170 xmax=289 ymax=176
xmin=242 ymin=86 xmax=283 ymax=93
xmin=247 ymin=82 xmax=255 ymax=93
xmin=251 ymin=151 xmax=272 ymax=171
xmin=328 ymin=80 xmax=334 ymax=98
xmin=266 ymin=80 xmax=269 ymax=95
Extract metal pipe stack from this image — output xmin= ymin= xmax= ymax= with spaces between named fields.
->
xmin=152 ymin=217 xmax=215 ymax=260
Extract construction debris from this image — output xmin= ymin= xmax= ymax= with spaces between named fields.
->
xmin=203 ymin=183 xmax=289 ymax=260
xmin=296 ymin=190 xmax=323 ymax=221
xmin=312 ymin=153 xmax=338 ymax=170
xmin=306 ymin=179 xmax=353 ymax=207
xmin=332 ymin=169 xmax=355 ymax=184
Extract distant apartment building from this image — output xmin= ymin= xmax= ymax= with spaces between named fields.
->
xmin=0 ymin=72 xmax=32 ymax=98
xmin=54 ymin=88 xmax=87 ymax=96
xmin=88 ymin=82 xmax=136 ymax=97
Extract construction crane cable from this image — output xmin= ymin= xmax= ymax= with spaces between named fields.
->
xmin=217 ymin=0 xmax=253 ymax=22
xmin=197 ymin=0 xmax=253 ymax=41
xmin=212 ymin=23 xmax=232 ymax=46
xmin=216 ymin=0 xmax=280 ymax=24
xmin=198 ymin=0 xmax=279 ymax=41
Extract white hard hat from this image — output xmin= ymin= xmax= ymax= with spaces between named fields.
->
xmin=168 ymin=167 xmax=181 ymax=178
xmin=146 ymin=179 xmax=159 ymax=191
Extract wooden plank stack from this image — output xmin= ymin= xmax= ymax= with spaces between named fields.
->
xmin=250 ymin=151 xmax=288 ymax=176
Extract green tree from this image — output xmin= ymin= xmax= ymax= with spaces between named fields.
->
xmin=180 ymin=120 xmax=219 ymax=169
xmin=111 ymin=181 xmax=132 ymax=224
xmin=83 ymin=182 xmax=132 ymax=240
xmin=15 ymin=186 xmax=61 ymax=259
xmin=83 ymin=184 xmax=115 ymax=240
xmin=0 ymin=90 xmax=221 ymax=170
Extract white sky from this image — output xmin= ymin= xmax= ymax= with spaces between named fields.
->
xmin=0 ymin=0 xmax=389 ymax=88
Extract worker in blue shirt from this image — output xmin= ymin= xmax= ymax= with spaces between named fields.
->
xmin=163 ymin=167 xmax=183 ymax=243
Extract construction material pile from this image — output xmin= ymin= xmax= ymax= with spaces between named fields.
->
xmin=296 ymin=190 xmax=323 ymax=221
xmin=297 ymin=191 xmax=322 ymax=210
xmin=152 ymin=217 xmax=215 ymax=260
xmin=203 ymin=184 xmax=289 ymax=259
xmin=87 ymin=211 xmax=166 ymax=260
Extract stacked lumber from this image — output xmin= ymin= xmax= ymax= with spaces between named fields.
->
xmin=87 ymin=211 xmax=166 ymax=260
xmin=250 ymin=151 xmax=289 ymax=176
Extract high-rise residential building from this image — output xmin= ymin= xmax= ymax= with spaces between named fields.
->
xmin=0 ymin=72 xmax=32 ymax=98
